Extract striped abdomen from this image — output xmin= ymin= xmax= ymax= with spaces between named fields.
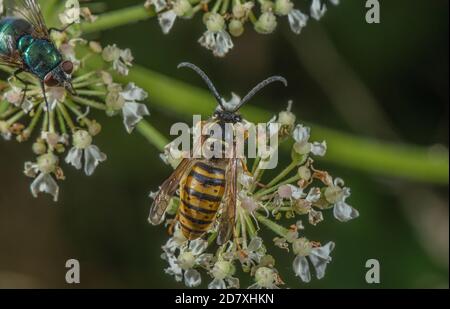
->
xmin=178 ymin=162 xmax=226 ymax=240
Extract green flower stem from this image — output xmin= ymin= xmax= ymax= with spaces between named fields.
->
xmin=255 ymin=213 xmax=289 ymax=238
xmin=80 ymin=5 xmax=156 ymax=34
xmin=265 ymin=160 xmax=298 ymax=188
xmin=243 ymin=212 xmax=257 ymax=238
xmin=254 ymin=174 xmax=301 ymax=199
xmin=25 ymin=105 xmax=43 ymax=136
xmin=117 ymin=65 xmax=449 ymax=185
xmin=136 ymin=121 xmax=169 ymax=151
xmin=72 ymin=96 xmax=107 ymax=110
xmin=57 ymin=104 xmax=76 ymax=131
xmin=0 ymin=101 xmax=9 ymax=115
xmin=56 ymin=107 xmax=67 ymax=135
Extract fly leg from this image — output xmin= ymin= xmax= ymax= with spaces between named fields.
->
xmin=49 ymin=23 xmax=75 ymax=34
xmin=13 ymin=69 xmax=29 ymax=106
xmin=40 ymin=82 xmax=50 ymax=112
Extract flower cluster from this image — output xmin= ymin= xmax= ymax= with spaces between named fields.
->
xmin=145 ymin=0 xmax=339 ymax=57
xmin=152 ymin=102 xmax=358 ymax=288
xmin=0 ymin=1 xmax=149 ymax=201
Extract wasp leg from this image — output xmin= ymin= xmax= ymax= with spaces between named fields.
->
xmin=40 ymin=82 xmax=50 ymax=112
xmin=168 ymin=214 xmax=179 ymax=236
xmin=13 ymin=69 xmax=29 ymax=106
xmin=49 ymin=23 xmax=75 ymax=34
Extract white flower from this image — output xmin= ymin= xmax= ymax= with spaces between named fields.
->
xmin=238 ymin=236 xmax=266 ymax=267
xmin=155 ymin=0 xmax=192 ymax=34
xmin=0 ymin=121 xmax=11 ymax=140
xmin=293 ymin=124 xmax=327 ymax=156
xmin=65 ymin=130 xmax=107 ymax=176
xmin=161 ymin=236 xmax=210 ymax=288
xmin=46 ymin=87 xmax=66 ymax=111
xmin=145 ymin=0 xmax=168 ymax=13
xmin=158 ymin=10 xmax=177 ymax=34
xmin=120 ymin=83 xmax=150 ymax=133
xmin=288 ymin=9 xmax=309 ymax=34
xmin=102 ymin=44 xmax=134 ymax=76
xmin=160 ymin=142 xmax=187 ymax=169
xmin=293 ymin=239 xmax=335 ymax=282
xmin=310 ymin=0 xmax=338 ymax=20
xmin=3 ymin=86 xmax=33 ymax=113
xmin=255 ymin=12 xmax=278 ymax=34
xmin=199 ymin=13 xmax=234 ymax=57
xmin=59 ymin=0 xmax=81 ymax=25
xmin=325 ymin=179 xmax=359 ymax=222
xmin=248 ymin=267 xmax=280 ymax=289
xmin=208 ymin=260 xmax=239 ymax=289
xmin=24 ymin=153 xmax=60 ymax=202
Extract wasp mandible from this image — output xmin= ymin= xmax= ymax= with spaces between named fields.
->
xmin=149 ymin=62 xmax=287 ymax=245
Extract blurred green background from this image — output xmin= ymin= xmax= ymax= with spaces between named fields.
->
xmin=0 ymin=0 xmax=448 ymax=288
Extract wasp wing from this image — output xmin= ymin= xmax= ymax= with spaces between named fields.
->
xmin=148 ymin=158 xmax=198 ymax=225
xmin=9 ymin=0 xmax=50 ymax=39
xmin=217 ymin=148 xmax=239 ymax=245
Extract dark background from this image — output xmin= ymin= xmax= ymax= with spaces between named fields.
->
xmin=0 ymin=0 xmax=448 ymax=288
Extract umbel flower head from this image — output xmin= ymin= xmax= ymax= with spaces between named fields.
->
xmin=0 ymin=0 xmax=150 ymax=201
xmin=145 ymin=0 xmax=340 ymax=57
xmin=151 ymin=103 xmax=358 ymax=289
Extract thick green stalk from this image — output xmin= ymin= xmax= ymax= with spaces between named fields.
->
xmin=136 ymin=121 xmax=169 ymax=151
xmin=114 ymin=65 xmax=448 ymax=185
xmin=81 ymin=5 xmax=156 ymax=34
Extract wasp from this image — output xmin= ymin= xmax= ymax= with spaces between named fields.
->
xmin=0 ymin=0 xmax=75 ymax=110
xmin=148 ymin=62 xmax=287 ymax=245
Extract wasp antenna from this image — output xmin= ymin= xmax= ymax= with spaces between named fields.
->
xmin=177 ymin=62 xmax=225 ymax=109
xmin=234 ymin=76 xmax=288 ymax=112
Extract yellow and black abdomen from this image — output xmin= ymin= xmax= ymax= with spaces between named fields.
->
xmin=178 ymin=162 xmax=226 ymax=240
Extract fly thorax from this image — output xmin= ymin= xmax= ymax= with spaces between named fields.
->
xmin=17 ymin=35 xmax=35 ymax=54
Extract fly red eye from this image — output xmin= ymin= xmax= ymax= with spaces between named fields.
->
xmin=44 ymin=73 xmax=59 ymax=87
xmin=61 ymin=61 xmax=73 ymax=74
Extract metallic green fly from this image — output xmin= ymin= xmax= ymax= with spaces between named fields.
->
xmin=0 ymin=0 xmax=75 ymax=111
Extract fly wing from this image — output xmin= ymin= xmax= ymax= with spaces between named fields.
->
xmin=217 ymin=148 xmax=238 ymax=245
xmin=0 ymin=35 xmax=24 ymax=69
xmin=9 ymin=0 xmax=50 ymax=39
xmin=148 ymin=158 xmax=197 ymax=225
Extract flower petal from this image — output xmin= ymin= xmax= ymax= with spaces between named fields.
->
xmin=311 ymin=141 xmax=327 ymax=156
xmin=30 ymin=173 xmax=59 ymax=202
xmin=84 ymin=145 xmax=107 ymax=176
xmin=293 ymin=124 xmax=310 ymax=144
xmin=310 ymin=0 xmax=327 ymax=20
xmin=334 ymin=201 xmax=359 ymax=222
xmin=122 ymin=102 xmax=150 ymax=133
xmin=208 ymin=278 xmax=226 ymax=289
xmin=65 ymin=147 xmax=83 ymax=170
xmin=189 ymin=238 xmax=208 ymax=256
xmin=293 ymin=255 xmax=311 ymax=283
xmin=288 ymin=9 xmax=309 ymax=34
xmin=309 ymin=242 xmax=335 ymax=279
xmin=184 ymin=269 xmax=202 ymax=287
xmin=158 ymin=10 xmax=177 ymax=34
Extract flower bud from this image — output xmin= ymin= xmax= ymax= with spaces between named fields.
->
xmin=254 ymin=267 xmax=276 ymax=288
xmin=177 ymin=251 xmax=196 ymax=270
xmin=292 ymin=237 xmax=313 ymax=256
xmin=298 ymin=165 xmax=311 ymax=181
xmin=324 ymin=186 xmax=344 ymax=204
xmin=228 ymin=19 xmax=244 ymax=37
xmin=173 ymin=0 xmax=192 ymax=17
xmin=205 ymin=13 xmax=225 ymax=32
xmin=255 ymin=12 xmax=277 ymax=34
xmin=274 ymin=0 xmax=293 ymax=16
xmin=37 ymin=153 xmax=58 ymax=174
xmin=32 ymin=141 xmax=47 ymax=155
xmin=73 ymin=130 xmax=92 ymax=149
xmin=106 ymin=89 xmax=125 ymax=111
xmin=211 ymin=261 xmax=235 ymax=280
xmin=88 ymin=120 xmax=102 ymax=136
